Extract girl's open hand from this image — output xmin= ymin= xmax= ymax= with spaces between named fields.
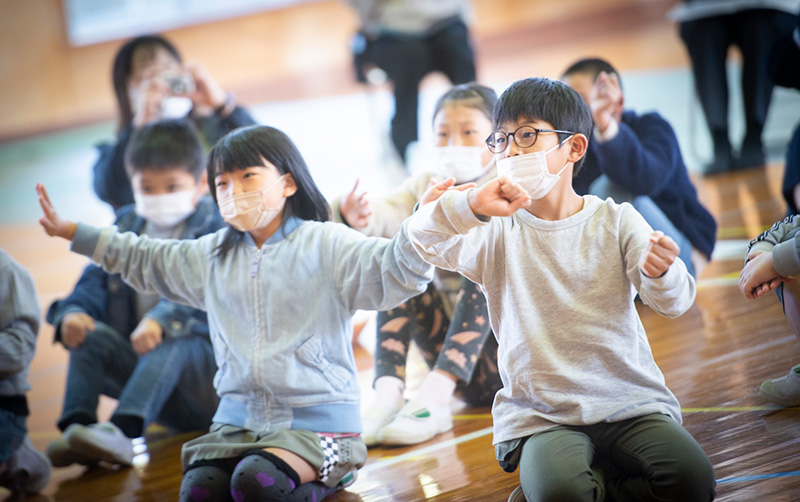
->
xmin=419 ymin=177 xmax=477 ymax=206
xmin=467 ymin=177 xmax=530 ymax=217
xmin=339 ymin=179 xmax=372 ymax=228
xmin=639 ymin=231 xmax=679 ymax=278
xmin=37 ymin=183 xmax=77 ymax=240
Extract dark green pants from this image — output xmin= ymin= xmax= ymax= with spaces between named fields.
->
xmin=512 ymin=414 xmax=716 ymax=502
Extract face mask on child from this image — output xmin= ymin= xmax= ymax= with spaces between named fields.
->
xmin=436 ymin=145 xmax=493 ymax=183
xmin=218 ymin=175 xmax=286 ymax=232
xmin=160 ymin=96 xmax=193 ymax=119
xmin=134 ymin=190 xmax=197 ymax=228
xmin=496 ymin=137 xmax=572 ymax=200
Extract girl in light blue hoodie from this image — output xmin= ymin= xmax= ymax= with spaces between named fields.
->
xmin=37 ymin=125 xmax=433 ymax=502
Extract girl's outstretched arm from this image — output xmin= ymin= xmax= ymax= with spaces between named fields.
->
xmin=37 ymin=183 xmax=77 ymax=240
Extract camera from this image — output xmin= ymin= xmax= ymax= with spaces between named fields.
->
xmin=162 ymin=72 xmax=195 ymax=95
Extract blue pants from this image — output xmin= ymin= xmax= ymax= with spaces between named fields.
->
xmin=590 ymin=176 xmax=697 ymax=278
xmin=59 ymin=322 xmax=219 ymax=434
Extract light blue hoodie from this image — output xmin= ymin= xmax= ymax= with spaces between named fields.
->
xmin=71 ymin=216 xmax=433 ymax=434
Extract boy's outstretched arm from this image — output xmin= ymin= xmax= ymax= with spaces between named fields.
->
xmin=37 ymin=183 xmax=77 ymax=240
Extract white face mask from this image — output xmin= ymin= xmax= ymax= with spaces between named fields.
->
xmin=217 ymin=175 xmax=286 ymax=232
xmin=436 ymin=145 xmax=493 ymax=183
xmin=134 ymin=189 xmax=197 ymax=228
xmin=160 ymin=96 xmax=193 ymax=119
xmin=496 ymin=137 xmax=572 ymax=200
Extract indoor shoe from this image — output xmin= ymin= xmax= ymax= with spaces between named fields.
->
xmin=362 ymin=403 xmax=401 ymax=447
xmin=46 ymin=433 xmax=98 ymax=468
xmin=0 ymin=435 xmax=52 ymax=494
xmin=376 ymin=400 xmax=452 ymax=445
xmin=508 ymin=485 xmax=526 ymax=502
xmin=759 ymin=364 xmax=800 ymax=407
xmin=65 ymin=421 xmax=134 ymax=466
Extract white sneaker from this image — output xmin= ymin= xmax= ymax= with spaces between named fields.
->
xmin=377 ymin=400 xmax=452 ymax=445
xmin=46 ymin=431 xmax=98 ymax=468
xmin=507 ymin=485 xmax=526 ymax=502
xmin=362 ymin=403 xmax=401 ymax=447
xmin=0 ymin=436 xmax=52 ymax=494
xmin=65 ymin=422 xmax=134 ymax=466
xmin=759 ymin=364 xmax=800 ymax=406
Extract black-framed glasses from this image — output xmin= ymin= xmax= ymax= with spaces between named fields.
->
xmin=485 ymin=125 xmax=575 ymax=153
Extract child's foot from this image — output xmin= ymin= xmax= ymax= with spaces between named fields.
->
xmin=65 ymin=421 xmax=134 ymax=466
xmin=377 ymin=400 xmax=453 ymax=445
xmin=507 ymin=485 xmax=526 ymax=502
xmin=362 ymin=402 xmax=402 ymax=446
xmin=46 ymin=432 xmax=98 ymax=468
xmin=759 ymin=364 xmax=800 ymax=406
xmin=0 ymin=436 xmax=52 ymax=494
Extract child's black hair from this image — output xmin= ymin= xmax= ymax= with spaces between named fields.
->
xmin=493 ymin=77 xmax=593 ymax=171
xmin=207 ymin=125 xmax=331 ymax=258
xmin=112 ymin=35 xmax=182 ymax=131
xmin=561 ymin=57 xmax=623 ymax=89
xmin=124 ymin=118 xmax=205 ymax=180
xmin=432 ymin=82 xmax=497 ymax=124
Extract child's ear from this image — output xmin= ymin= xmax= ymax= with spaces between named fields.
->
xmin=282 ymin=173 xmax=298 ymax=197
xmin=567 ymin=134 xmax=589 ymax=164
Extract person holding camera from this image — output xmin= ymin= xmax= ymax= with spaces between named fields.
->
xmin=94 ymin=35 xmax=257 ymax=213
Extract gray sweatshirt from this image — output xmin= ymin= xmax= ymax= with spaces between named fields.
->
xmin=0 ymin=248 xmax=40 ymax=397
xmin=407 ymin=192 xmax=695 ymax=444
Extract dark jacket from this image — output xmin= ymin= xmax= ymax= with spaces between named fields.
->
xmin=46 ymin=196 xmax=225 ymax=344
xmin=93 ymin=107 xmax=257 ymax=212
xmin=573 ymin=110 xmax=717 ymax=259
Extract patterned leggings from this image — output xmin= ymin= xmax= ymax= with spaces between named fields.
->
xmin=375 ymin=277 xmax=501 ymax=406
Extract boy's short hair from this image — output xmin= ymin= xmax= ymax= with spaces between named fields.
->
xmin=124 ymin=118 xmax=206 ymax=180
xmin=561 ymin=57 xmax=623 ymax=89
xmin=493 ymin=78 xmax=593 ymax=171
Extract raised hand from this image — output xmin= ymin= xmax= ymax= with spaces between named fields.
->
xmin=61 ymin=312 xmax=95 ymax=349
xmin=339 ymin=179 xmax=372 ymax=228
xmin=639 ymin=231 xmax=679 ymax=278
xmin=184 ymin=60 xmax=228 ymax=112
xmin=37 ymin=183 xmax=77 ymax=240
xmin=130 ymin=317 xmax=164 ymax=355
xmin=419 ymin=177 xmax=477 ymax=206
xmin=590 ymin=71 xmax=623 ymax=133
xmin=467 ymin=177 xmax=531 ymax=218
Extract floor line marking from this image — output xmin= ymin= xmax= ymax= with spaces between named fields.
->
xmin=360 ymin=426 xmax=493 ymax=475
xmin=717 ymin=470 xmax=800 ymax=484
xmin=453 ymin=406 xmax=799 ymax=421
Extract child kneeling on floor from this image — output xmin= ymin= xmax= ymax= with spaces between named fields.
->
xmin=408 ymin=77 xmax=716 ymax=502
xmin=37 ymin=125 xmax=434 ymax=502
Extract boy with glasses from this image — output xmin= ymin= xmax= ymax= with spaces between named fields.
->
xmin=409 ymin=78 xmax=716 ymax=502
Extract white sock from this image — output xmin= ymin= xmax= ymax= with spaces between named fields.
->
xmin=414 ymin=370 xmax=456 ymax=410
xmin=372 ymin=376 xmax=405 ymax=411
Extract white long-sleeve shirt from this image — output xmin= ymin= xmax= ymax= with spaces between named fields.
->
xmin=407 ymin=192 xmax=695 ymax=444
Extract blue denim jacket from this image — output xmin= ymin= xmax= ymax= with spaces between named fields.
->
xmin=69 ymin=216 xmax=433 ymax=434
xmin=47 ymin=196 xmax=225 ymax=344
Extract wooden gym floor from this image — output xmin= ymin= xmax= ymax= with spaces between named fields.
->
xmin=2 ymin=0 xmax=800 ymax=500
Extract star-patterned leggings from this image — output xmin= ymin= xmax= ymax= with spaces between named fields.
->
xmin=374 ymin=277 xmax=501 ymax=406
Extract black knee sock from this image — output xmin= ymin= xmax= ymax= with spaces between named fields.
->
xmin=230 ymin=449 xmax=301 ymax=501
xmin=180 ymin=461 xmax=234 ymax=502
xmin=286 ymin=481 xmax=340 ymax=502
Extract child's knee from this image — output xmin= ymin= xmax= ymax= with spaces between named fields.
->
xmin=230 ymin=450 xmax=300 ymax=501
xmin=521 ymin=470 xmax=602 ymax=502
xmin=664 ymin=456 xmax=716 ymax=502
xmin=180 ymin=463 xmax=232 ymax=502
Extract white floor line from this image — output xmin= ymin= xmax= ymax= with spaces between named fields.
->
xmin=360 ymin=426 xmax=493 ymax=475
